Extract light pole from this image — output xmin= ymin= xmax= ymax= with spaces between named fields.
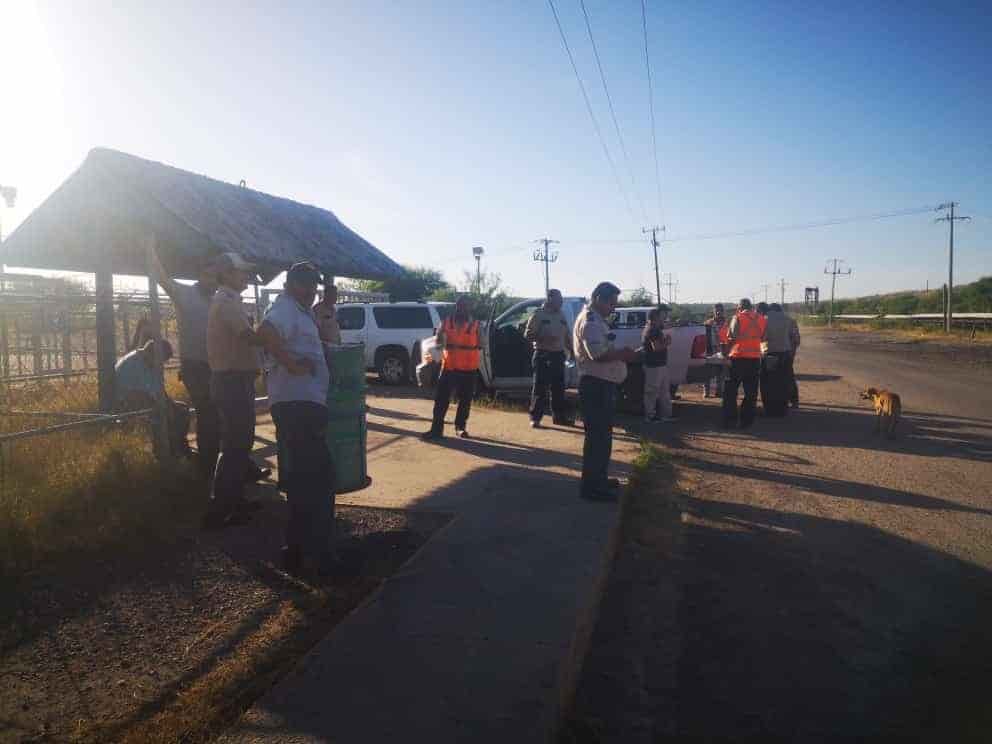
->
xmin=472 ymin=246 xmax=484 ymax=293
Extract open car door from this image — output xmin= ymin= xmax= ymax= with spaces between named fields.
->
xmin=478 ymin=301 xmax=498 ymax=390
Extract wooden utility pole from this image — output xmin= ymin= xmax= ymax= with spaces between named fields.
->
xmin=642 ymin=225 xmax=664 ymax=304
xmin=824 ymin=259 xmax=852 ymax=327
xmin=532 ymin=238 xmax=560 ymax=295
xmin=935 ymin=202 xmax=971 ymax=332
xmin=778 ymin=278 xmax=788 ymax=306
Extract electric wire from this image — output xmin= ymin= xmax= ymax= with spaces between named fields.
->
xmin=547 ymin=0 xmax=637 ymax=225
xmin=579 ymin=0 xmax=648 ymax=225
xmin=641 ymin=0 xmax=664 ymax=224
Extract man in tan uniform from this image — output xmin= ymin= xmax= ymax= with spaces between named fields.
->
xmin=524 ymin=288 xmax=573 ymax=428
xmin=313 ymin=282 xmax=341 ymax=345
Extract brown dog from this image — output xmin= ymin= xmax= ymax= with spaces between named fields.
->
xmin=860 ymin=387 xmax=902 ymax=439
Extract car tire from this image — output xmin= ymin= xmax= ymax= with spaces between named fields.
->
xmin=377 ymin=349 xmax=409 ymax=386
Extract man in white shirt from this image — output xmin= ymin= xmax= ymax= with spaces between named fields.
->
xmin=258 ymin=261 xmax=334 ymax=574
xmin=573 ymin=282 xmax=638 ymax=502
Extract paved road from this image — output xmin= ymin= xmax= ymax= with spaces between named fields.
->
xmin=619 ymin=329 xmax=992 ymax=741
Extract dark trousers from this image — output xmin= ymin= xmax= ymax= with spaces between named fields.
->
xmin=271 ymin=401 xmax=334 ymax=560
xmin=209 ymin=371 xmax=256 ymax=516
xmin=786 ymin=352 xmax=799 ymax=405
xmin=530 ymin=350 xmax=566 ymax=423
xmin=431 ymin=369 xmax=475 ymax=433
xmin=723 ymin=358 xmax=761 ymax=428
xmin=760 ymin=352 xmax=790 ymax=417
xmin=579 ymin=376 xmax=616 ymax=495
xmin=180 ymin=360 xmax=221 ymax=478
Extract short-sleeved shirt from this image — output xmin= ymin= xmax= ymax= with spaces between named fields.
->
xmin=524 ymin=307 xmax=571 ymax=353
xmin=573 ymin=308 xmax=627 ymax=384
xmin=207 ymin=286 xmax=260 ymax=372
xmin=114 ymin=349 xmax=164 ymax=406
xmin=641 ymin=325 xmax=669 ymax=367
xmin=313 ymin=301 xmax=342 ymax=344
xmin=263 ymin=293 xmax=330 ymax=407
xmin=171 ymin=282 xmax=213 ymax=362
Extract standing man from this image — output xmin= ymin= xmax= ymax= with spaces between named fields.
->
xmin=642 ymin=305 xmax=677 ymax=423
xmin=422 ymin=296 xmax=481 ymax=440
xmin=785 ymin=306 xmax=801 ymax=407
xmin=759 ymin=302 xmax=791 ymax=417
xmin=151 ymin=248 xmax=270 ymax=483
xmin=151 ymin=249 xmax=221 ymax=477
xmin=574 ymin=282 xmax=639 ymax=502
xmin=704 ymin=303 xmax=729 ymax=399
xmin=258 ymin=262 xmax=334 ymax=573
xmin=204 ymin=252 xmax=267 ymax=528
xmin=524 ymin=288 xmax=573 ymax=428
xmin=313 ymin=281 xmax=341 ymax=345
xmin=722 ymin=298 xmax=767 ymax=429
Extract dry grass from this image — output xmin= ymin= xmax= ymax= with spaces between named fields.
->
xmin=802 ymin=318 xmax=992 ymax=344
xmin=0 ymin=374 xmax=203 ymax=579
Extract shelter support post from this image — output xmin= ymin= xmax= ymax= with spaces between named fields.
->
xmin=61 ymin=298 xmax=72 ymax=382
xmin=146 ymin=234 xmax=170 ymax=460
xmin=95 ymin=266 xmax=116 ymax=412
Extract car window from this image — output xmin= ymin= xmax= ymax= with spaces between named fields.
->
xmin=497 ymin=306 xmax=537 ymax=333
xmin=626 ymin=311 xmax=647 ymax=328
xmin=373 ymin=306 xmax=434 ymax=329
xmin=337 ymin=307 xmax=366 ymax=330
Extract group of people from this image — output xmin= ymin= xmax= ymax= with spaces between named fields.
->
xmin=705 ymin=299 xmax=800 ymax=428
xmin=113 ymin=249 xmax=344 ymax=575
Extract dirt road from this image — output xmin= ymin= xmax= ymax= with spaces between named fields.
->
xmin=573 ymin=328 xmax=992 ymax=742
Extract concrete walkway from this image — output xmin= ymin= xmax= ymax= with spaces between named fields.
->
xmin=223 ymin=390 xmax=640 ymax=743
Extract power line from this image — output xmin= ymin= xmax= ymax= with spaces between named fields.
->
xmin=564 ymin=204 xmax=940 ymax=245
xmin=579 ymin=0 xmax=647 ymax=225
xmin=547 ymin=0 xmax=635 ymax=224
xmin=641 ymin=0 xmax=664 ymax=224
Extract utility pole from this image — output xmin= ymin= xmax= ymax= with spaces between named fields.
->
xmin=0 ymin=184 xmax=17 ymax=242
xmin=935 ymin=202 xmax=971 ymax=332
xmin=532 ymin=238 xmax=560 ymax=295
xmin=760 ymin=283 xmax=771 ymax=304
xmin=662 ymin=272 xmax=678 ymax=305
xmin=778 ymin=278 xmax=788 ymax=306
xmin=824 ymin=258 xmax=852 ymax=327
xmin=642 ymin=225 xmax=664 ymax=304
xmin=472 ymin=246 xmax=485 ymax=293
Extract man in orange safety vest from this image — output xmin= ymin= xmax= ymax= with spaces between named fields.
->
xmin=722 ymin=298 xmax=767 ymax=429
xmin=422 ymin=295 xmax=481 ymax=440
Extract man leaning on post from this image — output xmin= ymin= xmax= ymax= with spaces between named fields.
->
xmin=524 ymin=288 xmax=573 ymax=428
xmin=574 ymin=282 xmax=639 ymax=502
xmin=258 ymin=261 xmax=334 ymax=574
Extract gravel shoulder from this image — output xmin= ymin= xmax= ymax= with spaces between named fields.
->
xmin=1 ymin=498 xmax=449 ymax=743
xmin=567 ymin=330 xmax=992 ymax=742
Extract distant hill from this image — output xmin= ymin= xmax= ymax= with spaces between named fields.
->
xmin=824 ymin=276 xmax=992 ymax=315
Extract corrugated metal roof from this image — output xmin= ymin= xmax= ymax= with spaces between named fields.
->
xmin=0 ymin=148 xmax=404 ymax=282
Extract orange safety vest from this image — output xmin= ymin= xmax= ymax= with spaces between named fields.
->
xmin=717 ymin=320 xmax=730 ymax=345
xmin=729 ymin=311 xmax=766 ymax=359
xmin=441 ymin=317 xmax=481 ymax=372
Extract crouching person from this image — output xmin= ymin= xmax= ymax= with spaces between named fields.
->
xmin=258 ymin=261 xmax=335 ymax=574
xmin=114 ymin=338 xmax=191 ymax=457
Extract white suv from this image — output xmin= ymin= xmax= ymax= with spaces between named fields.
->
xmin=336 ymin=302 xmax=454 ymax=384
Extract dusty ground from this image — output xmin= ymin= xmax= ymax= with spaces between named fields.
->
xmin=820 ymin=325 xmax=992 ymax=371
xmin=569 ymin=329 xmax=992 ymax=742
xmin=0 ymin=495 xmax=449 ymax=743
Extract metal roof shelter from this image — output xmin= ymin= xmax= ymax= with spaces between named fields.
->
xmin=0 ymin=148 xmax=404 ymax=412
xmin=0 ymin=147 xmax=404 ymax=282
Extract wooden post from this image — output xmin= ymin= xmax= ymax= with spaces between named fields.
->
xmin=0 ymin=310 xmax=8 ymax=380
xmin=120 ymin=295 xmax=130 ymax=351
xmin=31 ymin=307 xmax=43 ymax=376
xmin=146 ymin=234 xmax=170 ymax=460
xmin=95 ymin=265 xmax=116 ymax=412
xmin=61 ymin=301 xmax=72 ymax=382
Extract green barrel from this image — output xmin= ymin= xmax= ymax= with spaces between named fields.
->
xmin=325 ymin=343 xmax=370 ymax=493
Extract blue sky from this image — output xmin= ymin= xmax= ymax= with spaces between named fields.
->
xmin=1 ymin=0 xmax=989 ymax=303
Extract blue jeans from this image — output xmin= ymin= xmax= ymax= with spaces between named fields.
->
xmin=271 ymin=401 xmax=335 ymax=560
xmin=209 ymin=371 xmax=256 ymax=516
xmin=579 ymin=376 xmax=617 ymax=495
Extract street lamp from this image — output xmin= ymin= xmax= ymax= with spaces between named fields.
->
xmin=472 ymin=246 xmax=484 ymax=293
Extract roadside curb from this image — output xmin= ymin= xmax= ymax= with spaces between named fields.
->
xmin=549 ymin=483 xmax=631 ymax=742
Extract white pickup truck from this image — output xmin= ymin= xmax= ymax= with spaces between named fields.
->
xmin=417 ymin=298 xmax=714 ymax=411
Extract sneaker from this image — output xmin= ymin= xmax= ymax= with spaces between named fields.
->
xmin=455 ymin=428 xmax=470 ymax=439
xmin=530 ymin=419 xmax=541 ymax=429
xmin=552 ymin=417 xmax=572 ymax=427
xmin=421 ymin=429 xmax=443 ymax=441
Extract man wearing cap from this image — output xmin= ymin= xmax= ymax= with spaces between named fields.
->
xmin=574 ymin=282 xmax=639 ymax=501
xmin=313 ymin=281 xmax=341 ymax=345
xmin=204 ymin=252 xmax=270 ymax=528
xmin=152 ymin=247 xmax=270 ymax=483
xmin=258 ymin=262 xmax=333 ymax=573
xmin=524 ymin=288 xmax=573 ymax=428
xmin=422 ymin=295 xmax=480 ymax=440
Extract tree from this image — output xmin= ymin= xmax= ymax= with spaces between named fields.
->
xmin=618 ymin=286 xmax=655 ymax=307
xmin=350 ymin=265 xmax=452 ymax=301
